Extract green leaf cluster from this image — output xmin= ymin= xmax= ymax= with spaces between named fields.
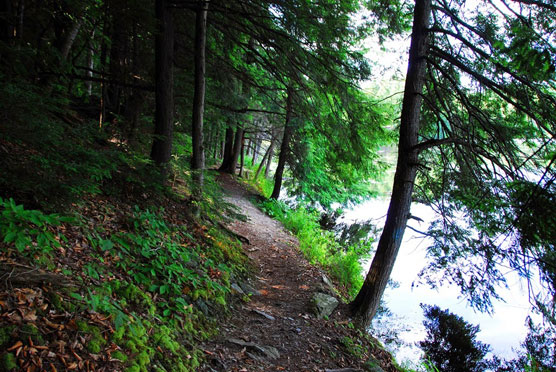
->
xmin=0 ymin=197 xmax=67 ymax=256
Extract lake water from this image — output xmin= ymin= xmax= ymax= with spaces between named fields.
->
xmin=341 ymin=198 xmax=533 ymax=365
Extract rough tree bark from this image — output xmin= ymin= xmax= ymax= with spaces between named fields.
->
xmin=150 ymin=0 xmax=174 ymax=166
xmin=270 ymin=86 xmax=294 ymax=200
xmin=349 ymin=0 xmax=432 ymax=327
xmin=191 ymin=0 xmax=208 ymax=171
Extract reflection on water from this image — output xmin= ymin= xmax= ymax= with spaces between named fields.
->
xmin=341 ymin=198 xmax=532 ymax=364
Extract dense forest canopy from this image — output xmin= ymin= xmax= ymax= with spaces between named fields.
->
xmin=0 ymin=0 xmax=555 ymax=369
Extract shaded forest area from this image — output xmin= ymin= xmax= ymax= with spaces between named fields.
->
xmin=0 ymin=0 xmax=556 ymax=371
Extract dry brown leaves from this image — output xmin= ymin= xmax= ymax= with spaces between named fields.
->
xmin=0 ymin=284 xmax=125 ymax=372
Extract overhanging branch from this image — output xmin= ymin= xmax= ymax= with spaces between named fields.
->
xmin=207 ymin=101 xmax=285 ymax=116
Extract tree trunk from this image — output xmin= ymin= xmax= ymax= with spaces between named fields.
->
xmin=270 ymin=86 xmax=294 ymax=200
xmin=219 ymin=126 xmax=234 ymax=171
xmin=228 ymin=126 xmax=243 ymax=175
xmin=255 ymin=145 xmax=271 ymax=179
xmin=349 ymin=0 xmax=431 ymax=327
xmin=265 ymin=130 xmax=276 ymax=178
xmin=191 ymin=0 xmax=208 ymax=171
xmin=150 ymin=0 xmax=174 ymax=166
xmin=251 ymin=132 xmax=261 ymax=165
xmin=212 ymin=130 xmax=219 ymax=160
xmin=98 ymin=2 xmax=109 ymax=127
xmin=239 ymin=132 xmax=246 ymax=177
xmin=107 ymin=1 xmax=128 ymax=112
xmin=246 ymin=135 xmax=253 ymax=157
xmin=85 ymin=30 xmax=95 ymax=97
xmin=60 ymin=15 xmax=83 ymax=61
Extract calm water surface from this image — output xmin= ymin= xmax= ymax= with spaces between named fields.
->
xmin=342 ymin=198 xmax=532 ymax=364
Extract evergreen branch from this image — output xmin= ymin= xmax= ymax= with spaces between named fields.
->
xmin=207 ymin=102 xmax=285 ymax=116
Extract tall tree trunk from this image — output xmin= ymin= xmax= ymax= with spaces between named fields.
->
xmin=219 ymin=126 xmax=234 ymax=171
xmin=191 ymin=0 xmax=208 ymax=171
xmin=123 ymin=25 xmax=145 ymax=144
xmin=246 ymin=135 xmax=252 ymax=158
xmin=228 ymin=126 xmax=243 ymax=175
xmin=265 ymin=130 xmax=276 ymax=178
xmin=107 ymin=1 xmax=128 ymax=112
xmin=98 ymin=2 xmax=110 ymax=127
xmin=270 ymin=86 xmax=294 ymax=199
xmin=85 ymin=29 xmax=95 ymax=97
xmin=255 ymin=145 xmax=271 ymax=179
xmin=349 ymin=0 xmax=431 ymax=327
xmin=150 ymin=0 xmax=174 ymax=167
xmin=212 ymin=130 xmax=219 ymax=160
xmin=239 ymin=132 xmax=246 ymax=177
xmin=60 ymin=15 xmax=83 ymax=61
xmin=251 ymin=132 xmax=260 ymax=165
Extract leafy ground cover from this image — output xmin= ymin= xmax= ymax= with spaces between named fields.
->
xmin=0 ymin=87 xmax=252 ymax=371
xmin=0 ymin=188 xmax=249 ymax=372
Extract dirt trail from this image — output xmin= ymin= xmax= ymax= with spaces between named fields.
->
xmin=200 ymin=174 xmax=397 ymax=372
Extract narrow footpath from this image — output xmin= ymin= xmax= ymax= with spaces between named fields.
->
xmin=200 ymin=174 xmax=399 ymax=372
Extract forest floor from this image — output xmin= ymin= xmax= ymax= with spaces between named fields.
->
xmin=200 ymin=173 xmax=400 ymax=372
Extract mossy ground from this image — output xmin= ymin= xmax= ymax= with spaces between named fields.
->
xmin=0 ymin=186 xmax=250 ymax=371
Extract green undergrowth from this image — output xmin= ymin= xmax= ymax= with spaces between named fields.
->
xmin=0 ymin=192 xmax=248 ymax=371
xmin=0 ymin=76 xmax=172 ymax=212
xmin=259 ymin=199 xmax=371 ymax=299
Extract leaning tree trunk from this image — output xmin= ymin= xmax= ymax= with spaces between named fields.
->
xmin=60 ymin=14 xmax=83 ymax=61
xmin=270 ymin=86 xmax=294 ymax=200
xmin=191 ymin=0 xmax=208 ymax=172
xmin=251 ymin=132 xmax=261 ymax=165
xmin=265 ymin=133 xmax=276 ymax=178
xmin=255 ymin=145 xmax=271 ymax=179
xmin=150 ymin=0 xmax=174 ymax=167
xmin=349 ymin=0 xmax=432 ymax=327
